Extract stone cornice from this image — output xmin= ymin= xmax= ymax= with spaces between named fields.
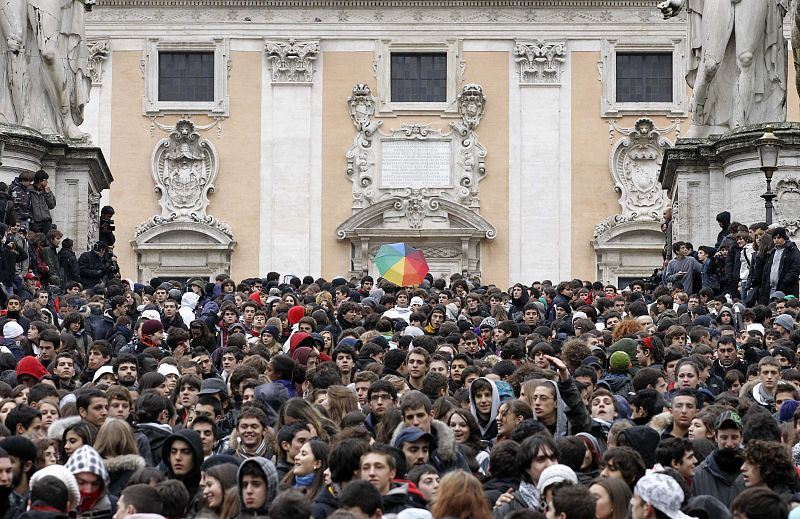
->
xmin=96 ymin=0 xmax=657 ymax=7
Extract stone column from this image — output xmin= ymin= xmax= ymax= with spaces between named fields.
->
xmin=509 ymin=40 xmax=570 ymax=282
xmin=261 ymin=39 xmax=322 ymax=277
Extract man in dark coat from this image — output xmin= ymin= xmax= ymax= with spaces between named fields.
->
xmin=757 ymin=227 xmax=800 ymax=304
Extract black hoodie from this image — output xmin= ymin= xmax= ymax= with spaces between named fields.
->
xmin=620 ymin=425 xmax=661 ymax=469
xmin=162 ymin=429 xmax=204 ymax=496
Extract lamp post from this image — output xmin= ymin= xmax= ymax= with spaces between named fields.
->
xmin=754 ymin=125 xmax=783 ymax=225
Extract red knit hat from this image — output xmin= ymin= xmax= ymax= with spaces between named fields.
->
xmin=16 ymin=356 xmax=48 ymax=381
xmin=141 ymin=319 xmax=164 ymax=337
xmin=287 ymin=305 xmax=305 ymax=325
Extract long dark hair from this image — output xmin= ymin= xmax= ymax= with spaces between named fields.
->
xmin=280 ymin=439 xmax=329 ymax=501
xmin=447 ymin=408 xmax=484 ymax=453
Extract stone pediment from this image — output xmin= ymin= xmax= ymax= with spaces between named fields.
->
xmin=336 ymin=198 xmax=496 ymax=240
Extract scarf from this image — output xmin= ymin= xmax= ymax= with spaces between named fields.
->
xmin=517 ymin=481 xmax=542 ymax=511
xmin=294 ymin=473 xmax=315 ymax=488
xmin=78 ymin=489 xmax=103 ymax=513
xmin=237 ymin=438 xmax=269 ymax=459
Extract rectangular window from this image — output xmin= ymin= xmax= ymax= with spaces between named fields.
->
xmin=615 ymin=52 xmax=672 ymax=103
xmin=390 ymin=53 xmax=447 ymax=103
xmin=158 ymin=52 xmax=215 ymax=102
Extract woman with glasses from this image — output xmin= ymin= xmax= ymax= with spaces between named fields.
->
xmin=520 ymin=355 xmax=591 ymax=437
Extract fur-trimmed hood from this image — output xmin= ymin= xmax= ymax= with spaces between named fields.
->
xmin=390 ymin=418 xmax=459 ymax=463
xmin=103 ymin=454 xmax=146 ymax=474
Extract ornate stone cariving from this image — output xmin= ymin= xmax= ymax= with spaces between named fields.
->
xmin=338 ymin=83 xmax=495 ymax=279
xmin=594 ymin=118 xmax=673 ymax=237
xmin=775 ymin=178 xmax=800 ymax=235
xmin=87 ymin=39 xmax=110 ymax=85
xmin=264 ymin=38 xmax=319 ymax=84
xmin=514 ymin=40 xmax=567 ymax=85
xmin=136 ymin=119 xmax=231 ymax=237
xmin=592 ymin=117 xmax=674 ymax=285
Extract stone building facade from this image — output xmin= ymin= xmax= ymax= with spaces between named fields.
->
xmin=79 ymin=0 xmax=800 ymax=286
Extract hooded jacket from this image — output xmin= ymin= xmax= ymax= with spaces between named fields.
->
xmin=137 ymin=423 xmax=172 ymax=467
xmin=469 ymin=377 xmax=500 ymax=440
xmin=530 ymin=378 xmax=591 ymax=437
xmin=391 ymin=419 xmax=469 ymax=475
xmin=161 ymin=429 xmax=204 ymax=496
xmin=508 ymin=284 xmax=530 ymax=322
xmin=57 ymin=247 xmax=80 ymax=285
xmin=619 ymin=425 xmax=661 ymax=469
xmin=691 ymin=449 xmax=745 ymax=507
xmin=104 ymin=453 xmax=146 ymax=498
xmin=236 ymin=457 xmax=278 ymax=519
xmin=179 ymin=292 xmax=200 ymax=326
xmin=64 ymin=446 xmax=113 ymax=519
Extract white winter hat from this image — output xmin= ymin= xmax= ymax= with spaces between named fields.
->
xmin=30 ymin=464 xmax=80 ymax=510
xmin=2 ymin=321 xmax=23 ymax=339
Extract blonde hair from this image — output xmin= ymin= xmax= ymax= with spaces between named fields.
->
xmin=94 ymin=418 xmax=139 ymax=458
xmin=325 ymin=385 xmax=359 ymax=427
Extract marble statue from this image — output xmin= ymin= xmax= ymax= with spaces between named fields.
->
xmin=659 ymin=0 xmax=788 ymax=138
xmin=0 ymin=0 xmax=94 ymax=139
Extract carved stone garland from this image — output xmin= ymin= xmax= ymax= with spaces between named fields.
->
xmin=136 ymin=119 xmax=232 ymax=237
xmin=514 ymin=40 xmax=566 ymax=85
xmin=264 ymin=38 xmax=319 ymax=84
xmin=594 ymin=118 xmax=674 ymax=237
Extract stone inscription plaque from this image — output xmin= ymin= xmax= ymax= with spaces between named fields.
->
xmin=381 ymin=140 xmax=451 ymax=187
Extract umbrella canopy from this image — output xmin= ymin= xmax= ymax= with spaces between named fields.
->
xmin=373 ymin=243 xmax=429 ymax=287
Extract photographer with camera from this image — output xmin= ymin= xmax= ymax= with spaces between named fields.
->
xmin=99 ymin=205 xmax=116 ymax=246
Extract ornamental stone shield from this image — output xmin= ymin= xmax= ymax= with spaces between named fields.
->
xmin=152 ymin=120 xmax=218 ymax=221
xmin=776 ymin=178 xmax=800 ymax=235
xmin=609 ymin=118 xmax=671 ymax=220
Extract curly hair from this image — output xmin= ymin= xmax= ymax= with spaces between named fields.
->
xmin=611 ymin=319 xmax=644 ymax=342
xmin=743 ymin=440 xmax=796 ymax=487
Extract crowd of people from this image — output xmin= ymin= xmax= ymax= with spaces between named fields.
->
xmin=0 ymin=171 xmax=796 ymax=519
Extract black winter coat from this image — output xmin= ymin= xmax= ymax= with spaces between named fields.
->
xmin=78 ymin=250 xmax=106 ymax=288
xmin=756 ymin=240 xmax=800 ymax=304
xmin=58 ymin=248 xmax=80 ymax=285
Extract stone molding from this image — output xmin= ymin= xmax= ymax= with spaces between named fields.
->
xmin=95 ymin=1 xmax=665 ymax=6
xmin=264 ymin=38 xmax=319 ymax=84
xmin=87 ymin=40 xmax=110 ymax=85
xmin=142 ymin=38 xmax=230 ymax=117
xmin=599 ymin=37 xmax=688 ymax=118
xmin=88 ymin=4 xmax=681 ymax=24
xmin=514 ymin=40 xmax=566 ymax=86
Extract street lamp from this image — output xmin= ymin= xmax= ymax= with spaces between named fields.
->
xmin=754 ymin=125 xmax=783 ymax=225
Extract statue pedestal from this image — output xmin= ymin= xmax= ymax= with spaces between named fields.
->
xmin=0 ymin=125 xmax=113 ymax=250
xmin=660 ymin=123 xmax=800 ymax=244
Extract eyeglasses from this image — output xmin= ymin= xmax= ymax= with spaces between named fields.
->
xmin=531 ymin=395 xmax=554 ymax=402
xmin=370 ymin=393 xmax=393 ymax=402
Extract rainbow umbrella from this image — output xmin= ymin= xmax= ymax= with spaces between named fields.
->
xmin=373 ymin=242 xmax=429 ymax=287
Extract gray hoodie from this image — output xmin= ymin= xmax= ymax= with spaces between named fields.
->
xmin=237 ymin=457 xmax=279 ymax=519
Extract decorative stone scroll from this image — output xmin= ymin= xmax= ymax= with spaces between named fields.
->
xmin=264 ymin=38 xmax=319 ymax=84
xmin=87 ymin=40 xmax=110 ymax=85
xmin=135 ymin=119 xmax=231 ymax=238
xmin=514 ymin=40 xmax=566 ymax=85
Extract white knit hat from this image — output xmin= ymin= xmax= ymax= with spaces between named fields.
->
xmin=30 ymin=464 xmax=80 ymax=510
